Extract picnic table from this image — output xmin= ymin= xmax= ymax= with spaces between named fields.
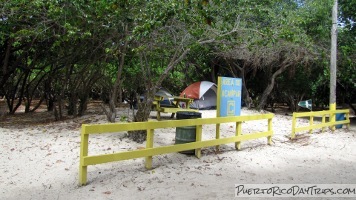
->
xmin=153 ymin=96 xmax=198 ymax=120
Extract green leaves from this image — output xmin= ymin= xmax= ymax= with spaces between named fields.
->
xmin=1 ymin=0 xmax=355 ymax=113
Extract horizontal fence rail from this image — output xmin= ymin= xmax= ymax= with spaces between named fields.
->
xmin=291 ymin=109 xmax=350 ymax=139
xmin=79 ymin=114 xmax=274 ymax=185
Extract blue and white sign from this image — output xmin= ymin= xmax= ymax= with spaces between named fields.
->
xmin=217 ymin=77 xmax=242 ymax=117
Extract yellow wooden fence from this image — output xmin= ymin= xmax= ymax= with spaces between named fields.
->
xmin=79 ymin=114 xmax=273 ymax=185
xmin=291 ymin=109 xmax=350 ymax=139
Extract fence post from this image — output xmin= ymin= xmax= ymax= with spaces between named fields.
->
xmin=79 ymin=126 xmax=89 ymax=186
xmin=322 ymin=114 xmax=326 ymax=132
xmin=145 ymin=129 xmax=154 ymax=169
xmin=291 ymin=113 xmax=296 ymax=139
xmin=235 ymin=122 xmax=242 ymax=150
xmin=346 ymin=112 xmax=350 ymax=129
xmin=216 ymin=123 xmax=220 ymax=151
xmin=267 ymin=117 xmax=272 ymax=145
xmin=195 ymin=125 xmax=202 ymax=158
xmin=330 ymin=104 xmax=336 ymax=131
xmin=309 ymin=115 xmax=314 ymax=134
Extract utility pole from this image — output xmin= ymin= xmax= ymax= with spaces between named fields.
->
xmin=330 ymin=0 xmax=338 ymax=130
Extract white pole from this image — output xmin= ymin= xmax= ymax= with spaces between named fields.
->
xmin=330 ymin=0 xmax=338 ymax=130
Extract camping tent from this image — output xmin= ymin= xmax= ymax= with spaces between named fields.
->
xmin=137 ymin=87 xmax=174 ymax=108
xmin=180 ymin=81 xmax=217 ymax=110
xmin=155 ymin=87 xmax=174 ymax=106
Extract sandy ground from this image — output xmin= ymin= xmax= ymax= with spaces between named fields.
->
xmin=1 ymin=106 xmax=356 ymax=200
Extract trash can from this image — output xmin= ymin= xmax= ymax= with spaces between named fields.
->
xmin=335 ymin=113 xmax=345 ymax=129
xmin=175 ymin=111 xmax=202 ymax=154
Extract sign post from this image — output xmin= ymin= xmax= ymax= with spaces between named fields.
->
xmin=216 ymin=76 xmax=242 ymax=150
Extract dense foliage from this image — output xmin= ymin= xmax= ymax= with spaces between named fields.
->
xmin=1 ymin=0 xmax=355 ymax=123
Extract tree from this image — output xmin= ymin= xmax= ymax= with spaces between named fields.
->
xmin=214 ymin=0 xmax=321 ymax=110
xmin=126 ymin=0 xmax=245 ymax=142
xmin=338 ymin=0 xmax=356 ymax=113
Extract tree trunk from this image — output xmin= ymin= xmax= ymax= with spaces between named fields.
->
xmin=349 ymin=103 xmax=356 ymax=114
xmin=127 ymin=47 xmax=191 ymax=143
xmin=0 ymin=102 xmax=7 ymax=120
xmin=230 ymin=61 xmax=252 ymax=108
xmin=102 ymin=25 xmax=128 ymax=122
xmin=240 ymin=66 xmax=252 ymax=108
xmin=128 ymin=89 xmax=155 ymax=143
xmin=257 ymin=64 xmax=291 ymax=110
xmin=30 ymin=94 xmax=45 ymax=112
xmin=53 ymin=87 xmax=65 ymax=120
xmin=67 ymin=94 xmax=78 ymax=116
xmin=53 ymin=92 xmax=65 ymax=121
xmin=78 ymin=95 xmax=88 ymax=116
xmin=24 ymin=97 xmax=31 ymax=113
xmin=286 ymin=94 xmax=304 ymax=112
xmin=127 ymin=106 xmax=150 ymax=143
xmin=118 ymin=79 xmax=124 ymax=106
xmin=47 ymin=98 xmax=54 ymax=111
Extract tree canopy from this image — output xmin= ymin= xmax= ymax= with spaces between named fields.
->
xmin=1 ymin=0 xmax=355 ymax=128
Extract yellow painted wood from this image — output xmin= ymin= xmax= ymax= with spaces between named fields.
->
xmin=293 ymin=109 xmax=349 ymax=118
xmin=159 ymin=107 xmax=198 ymax=113
xmin=294 ymin=110 xmax=330 ymax=117
xmin=145 ymin=129 xmax=154 ymax=170
xmin=154 ymin=96 xmax=164 ymax=101
xmin=267 ymin=118 xmax=273 ymax=145
xmin=216 ymin=77 xmax=222 ymax=117
xmin=154 ymin=96 xmax=195 ymax=119
xmin=82 ymin=131 xmax=273 ymax=166
xmin=294 ymin=119 xmax=350 ymax=133
xmin=216 ymin=77 xmax=222 ymax=152
xmin=195 ymin=125 xmax=202 ymax=158
xmin=346 ymin=113 xmax=350 ymax=129
xmin=291 ymin=113 xmax=296 ymax=139
xmin=157 ymin=113 xmax=161 ymax=120
xmin=79 ymin=127 xmax=89 ymax=186
xmin=152 ymin=96 xmax=164 ymax=112
xmin=215 ymin=123 xmax=220 ymax=151
xmin=330 ymin=103 xmax=336 ymax=131
xmin=291 ymin=109 xmax=350 ymax=138
xmin=322 ymin=115 xmax=326 ymax=132
xmin=82 ymin=114 xmax=274 ymax=135
xmin=79 ymin=113 xmax=274 ymax=185
xmin=173 ymin=97 xmax=193 ymax=104
xmin=235 ymin=122 xmax=241 ymax=150
xmin=309 ymin=116 xmax=313 ymax=134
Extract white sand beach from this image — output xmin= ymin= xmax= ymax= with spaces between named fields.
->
xmin=1 ymin=105 xmax=355 ymax=199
